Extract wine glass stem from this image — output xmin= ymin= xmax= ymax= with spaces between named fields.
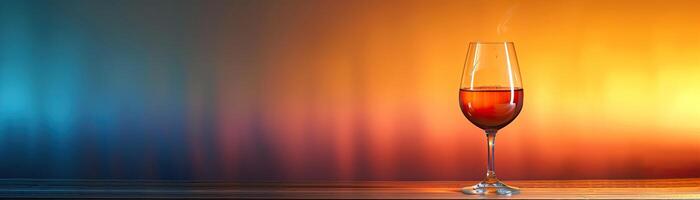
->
xmin=485 ymin=130 xmax=498 ymax=182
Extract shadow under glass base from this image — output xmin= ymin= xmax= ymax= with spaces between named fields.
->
xmin=462 ymin=180 xmax=520 ymax=195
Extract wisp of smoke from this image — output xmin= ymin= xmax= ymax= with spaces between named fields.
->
xmin=497 ymin=4 xmax=519 ymax=36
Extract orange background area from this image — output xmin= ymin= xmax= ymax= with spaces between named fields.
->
xmin=205 ymin=0 xmax=700 ymax=180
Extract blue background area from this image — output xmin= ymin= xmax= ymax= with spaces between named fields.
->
xmin=0 ymin=0 xmax=207 ymax=179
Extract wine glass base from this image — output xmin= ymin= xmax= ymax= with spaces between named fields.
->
xmin=462 ymin=181 xmax=520 ymax=195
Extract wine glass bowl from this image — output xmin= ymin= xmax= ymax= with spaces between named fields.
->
xmin=459 ymin=42 xmax=523 ymax=195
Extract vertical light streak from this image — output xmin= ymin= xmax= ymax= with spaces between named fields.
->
xmin=469 ymin=43 xmax=481 ymax=90
xmin=504 ymin=42 xmax=515 ymax=104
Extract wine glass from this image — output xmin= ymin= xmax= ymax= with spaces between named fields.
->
xmin=459 ymin=42 xmax=523 ymax=195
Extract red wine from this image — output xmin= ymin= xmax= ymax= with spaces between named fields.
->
xmin=459 ymin=87 xmax=523 ymax=130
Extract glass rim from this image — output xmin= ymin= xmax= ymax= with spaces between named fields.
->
xmin=468 ymin=41 xmax=514 ymax=45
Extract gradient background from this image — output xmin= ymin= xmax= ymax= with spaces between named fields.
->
xmin=1 ymin=0 xmax=700 ymax=180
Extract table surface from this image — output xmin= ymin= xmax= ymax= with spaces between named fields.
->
xmin=1 ymin=178 xmax=699 ymax=199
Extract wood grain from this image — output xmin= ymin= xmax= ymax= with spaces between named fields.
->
xmin=0 ymin=178 xmax=699 ymax=199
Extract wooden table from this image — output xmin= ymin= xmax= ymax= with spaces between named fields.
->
xmin=0 ymin=178 xmax=699 ymax=199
